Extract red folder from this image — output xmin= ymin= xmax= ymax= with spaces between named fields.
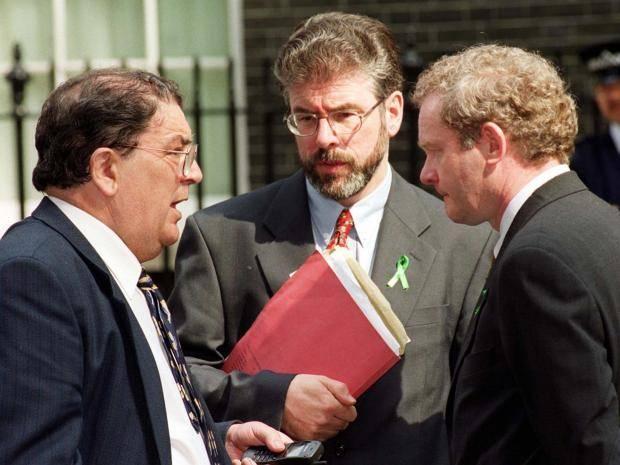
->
xmin=222 ymin=251 xmax=402 ymax=397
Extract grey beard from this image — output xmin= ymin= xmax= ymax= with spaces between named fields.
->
xmin=306 ymin=160 xmax=377 ymax=200
xmin=303 ymin=125 xmax=388 ymax=201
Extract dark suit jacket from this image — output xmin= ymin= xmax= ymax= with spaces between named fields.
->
xmin=170 ymin=169 xmax=495 ymax=465
xmin=0 ymin=198 xmax=230 ymax=465
xmin=571 ymin=131 xmax=620 ymax=206
xmin=447 ymin=172 xmax=620 ymax=465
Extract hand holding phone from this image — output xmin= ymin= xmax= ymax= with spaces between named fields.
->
xmin=242 ymin=440 xmax=324 ymax=464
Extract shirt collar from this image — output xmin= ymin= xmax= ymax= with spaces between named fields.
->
xmin=493 ymin=164 xmax=570 ymax=257
xmin=306 ymin=165 xmax=392 ymax=247
xmin=48 ymin=195 xmax=142 ymax=300
xmin=609 ymin=122 xmax=620 ymax=153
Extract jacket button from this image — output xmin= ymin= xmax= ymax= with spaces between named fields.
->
xmin=335 ymin=444 xmax=345 ymax=457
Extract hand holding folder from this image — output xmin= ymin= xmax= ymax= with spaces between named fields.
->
xmin=222 ymin=248 xmax=411 ymax=398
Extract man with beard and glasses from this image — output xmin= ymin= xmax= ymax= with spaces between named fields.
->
xmin=168 ymin=12 xmax=494 ymax=465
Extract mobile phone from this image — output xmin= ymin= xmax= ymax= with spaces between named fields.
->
xmin=242 ymin=440 xmax=324 ymax=464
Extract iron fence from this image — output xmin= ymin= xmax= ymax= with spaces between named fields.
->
xmin=1 ymin=43 xmax=604 ymax=294
xmin=1 ymin=44 xmax=241 ymax=293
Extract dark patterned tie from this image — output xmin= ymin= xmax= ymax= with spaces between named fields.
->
xmin=138 ymin=270 xmax=223 ymax=465
xmin=326 ymin=208 xmax=354 ymax=251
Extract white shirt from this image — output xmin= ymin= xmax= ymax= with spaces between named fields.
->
xmin=48 ymin=196 xmax=210 ymax=465
xmin=609 ymin=122 xmax=620 ymax=154
xmin=306 ymin=165 xmax=392 ymax=274
xmin=493 ymin=164 xmax=570 ymax=258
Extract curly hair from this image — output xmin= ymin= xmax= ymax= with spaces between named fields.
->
xmin=411 ymin=44 xmax=578 ymax=164
xmin=33 ymin=68 xmax=183 ymax=191
xmin=274 ymin=12 xmax=403 ymax=101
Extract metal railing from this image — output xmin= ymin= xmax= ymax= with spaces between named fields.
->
xmin=1 ymin=43 xmax=601 ymax=293
xmin=1 ymin=44 xmax=240 ymax=288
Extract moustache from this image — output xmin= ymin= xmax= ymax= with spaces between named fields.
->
xmin=311 ymin=149 xmax=355 ymax=164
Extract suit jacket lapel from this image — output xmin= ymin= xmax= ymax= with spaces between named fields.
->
xmin=117 ymin=293 xmax=171 ymax=465
xmin=372 ymin=172 xmax=437 ymax=324
xmin=498 ymin=171 xmax=587 ymax=259
xmin=445 ymin=274 xmax=491 ymax=433
xmin=449 ymin=274 xmax=492 ymax=388
xmin=257 ymin=171 xmax=316 ymax=295
xmin=32 ymin=197 xmax=171 ymax=465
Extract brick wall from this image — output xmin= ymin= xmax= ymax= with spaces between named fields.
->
xmin=243 ymin=0 xmax=620 ymax=189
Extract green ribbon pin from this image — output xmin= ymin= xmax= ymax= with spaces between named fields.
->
xmin=387 ymin=255 xmax=410 ymax=290
xmin=473 ymin=288 xmax=488 ymax=316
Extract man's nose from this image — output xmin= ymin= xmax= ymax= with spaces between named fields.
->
xmin=314 ymin=117 xmax=340 ymax=149
xmin=183 ymin=159 xmax=203 ymax=184
xmin=419 ymin=159 xmax=438 ymax=186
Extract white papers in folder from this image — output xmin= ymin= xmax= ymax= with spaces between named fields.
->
xmin=323 ymin=248 xmax=401 ymax=356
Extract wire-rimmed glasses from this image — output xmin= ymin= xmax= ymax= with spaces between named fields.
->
xmin=284 ymin=99 xmax=385 ymax=137
xmin=119 ymin=144 xmax=198 ymax=177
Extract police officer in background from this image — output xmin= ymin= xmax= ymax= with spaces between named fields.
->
xmin=571 ymin=40 xmax=620 ymax=207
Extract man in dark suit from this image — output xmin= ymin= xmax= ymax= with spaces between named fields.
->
xmin=571 ymin=40 xmax=620 ymax=207
xmin=0 ymin=69 xmax=287 ymax=465
xmin=169 ymin=12 xmax=494 ymax=465
xmin=413 ymin=44 xmax=620 ymax=465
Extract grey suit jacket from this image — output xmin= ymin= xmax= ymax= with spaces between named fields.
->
xmin=170 ymin=169 xmax=494 ymax=465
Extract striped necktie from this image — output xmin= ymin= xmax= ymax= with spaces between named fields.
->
xmin=137 ymin=270 xmax=223 ymax=465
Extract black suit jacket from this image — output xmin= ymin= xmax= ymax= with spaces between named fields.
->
xmin=571 ymin=131 xmax=620 ymax=206
xmin=170 ymin=169 xmax=495 ymax=465
xmin=0 ymin=198 xmax=230 ymax=465
xmin=447 ymin=172 xmax=620 ymax=465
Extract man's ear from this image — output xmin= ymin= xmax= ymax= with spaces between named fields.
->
xmin=384 ymin=90 xmax=404 ymax=137
xmin=479 ymin=122 xmax=507 ymax=165
xmin=89 ymin=148 xmax=122 ymax=196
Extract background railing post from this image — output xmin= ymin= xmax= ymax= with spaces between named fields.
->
xmin=401 ymin=37 xmax=424 ymax=183
xmin=192 ymin=57 xmax=204 ymax=209
xmin=228 ymin=57 xmax=238 ymax=195
xmin=5 ymin=43 xmax=31 ymax=220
